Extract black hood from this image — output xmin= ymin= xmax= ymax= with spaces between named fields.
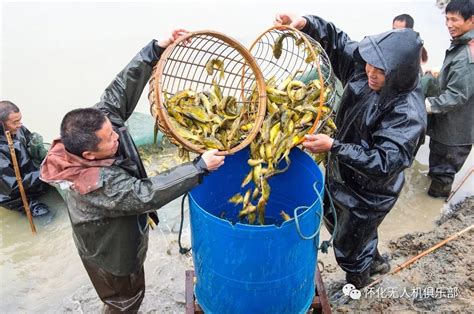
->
xmin=357 ymin=29 xmax=422 ymax=96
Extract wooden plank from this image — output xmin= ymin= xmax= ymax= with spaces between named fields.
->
xmin=315 ymin=265 xmax=331 ymax=314
xmin=185 ymin=270 xmax=195 ymax=314
xmin=310 ymin=295 xmax=322 ymax=313
xmin=187 ymin=267 xmax=331 ymax=313
xmin=310 ymin=265 xmax=322 ymax=313
xmin=194 ymin=302 xmax=204 ymax=313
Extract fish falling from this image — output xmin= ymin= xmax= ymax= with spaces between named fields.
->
xmin=228 ymin=72 xmax=336 ymax=225
xmin=160 ymin=35 xmax=336 ymax=225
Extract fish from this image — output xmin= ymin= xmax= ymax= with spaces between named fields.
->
xmin=205 ymin=58 xmax=225 ymax=80
xmin=280 ymin=210 xmax=291 ymax=221
xmin=272 ymin=33 xmax=298 ymax=59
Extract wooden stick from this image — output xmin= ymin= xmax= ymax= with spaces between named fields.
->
xmin=366 ymin=224 xmax=473 ymax=289
xmin=5 ymin=130 xmax=37 ymax=234
xmin=446 ymin=167 xmax=474 ymax=203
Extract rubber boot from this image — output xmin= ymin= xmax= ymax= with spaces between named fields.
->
xmin=427 ymin=180 xmax=451 ymax=198
xmin=30 ymin=200 xmax=50 ymax=217
xmin=370 ymin=250 xmax=390 ymax=276
xmin=345 ymin=268 xmax=371 ymax=289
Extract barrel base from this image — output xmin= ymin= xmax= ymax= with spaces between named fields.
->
xmin=185 ymin=265 xmax=331 ymax=314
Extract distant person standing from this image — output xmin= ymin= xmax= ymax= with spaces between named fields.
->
xmin=425 ymin=0 xmax=473 ymax=198
xmin=0 ymin=100 xmax=50 ymax=216
xmin=392 ymin=13 xmax=415 ymax=29
xmin=392 ymin=13 xmax=429 ymax=67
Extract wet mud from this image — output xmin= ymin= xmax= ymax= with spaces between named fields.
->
xmin=323 ymin=196 xmax=473 ymax=313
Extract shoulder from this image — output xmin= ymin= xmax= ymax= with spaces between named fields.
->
xmin=451 ymin=39 xmax=474 ymax=64
xmin=382 ymin=90 xmax=425 ymax=124
xmin=467 ymin=39 xmax=474 ymax=64
xmin=396 ymin=90 xmax=426 ymax=127
xmin=347 ymin=70 xmax=368 ymax=93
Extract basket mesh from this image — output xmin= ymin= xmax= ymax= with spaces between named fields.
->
xmin=149 ymin=31 xmax=266 ymax=154
xmin=249 ymin=26 xmax=337 ymax=134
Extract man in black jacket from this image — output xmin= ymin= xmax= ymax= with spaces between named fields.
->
xmin=40 ymin=30 xmax=225 ymax=313
xmin=275 ymin=14 xmax=426 ymax=288
xmin=0 ymin=100 xmax=50 ymax=216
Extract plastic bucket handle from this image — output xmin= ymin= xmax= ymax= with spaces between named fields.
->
xmin=293 ymin=181 xmax=324 ymax=240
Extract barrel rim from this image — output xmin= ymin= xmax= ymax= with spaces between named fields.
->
xmin=188 ymin=147 xmax=325 ymax=229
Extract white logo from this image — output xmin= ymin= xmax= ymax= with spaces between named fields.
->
xmin=342 ymin=283 xmax=361 ymax=300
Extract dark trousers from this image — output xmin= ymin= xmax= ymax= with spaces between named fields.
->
xmin=428 ymin=139 xmax=472 ymax=187
xmin=323 ymin=193 xmax=389 ymax=274
xmin=1 ymin=180 xmax=49 ymax=211
xmin=82 ymin=259 xmax=145 ymax=313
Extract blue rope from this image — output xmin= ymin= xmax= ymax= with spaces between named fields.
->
xmin=293 ymin=181 xmax=324 ymax=240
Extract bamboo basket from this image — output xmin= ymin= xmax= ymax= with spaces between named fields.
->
xmin=149 ymin=31 xmax=267 ymax=155
xmin=249 ymin=26 xmax=337 ymax=145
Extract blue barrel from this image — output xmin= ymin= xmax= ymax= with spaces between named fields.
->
xmin=188 ymin=147 xmax=324 ymax=313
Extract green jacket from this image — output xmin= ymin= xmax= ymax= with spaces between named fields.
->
xmin=427 ymin=30 xmax=474 ymax=145
xmin=40 ymin=41 xmax=207 ymax=276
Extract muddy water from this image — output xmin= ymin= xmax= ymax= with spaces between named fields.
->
xmin=1 ymin=141 xmax=472 ymax=312
xmin=2 ymin=2 xmax=470 ymax=311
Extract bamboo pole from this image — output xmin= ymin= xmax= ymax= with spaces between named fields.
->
xmin=366 ymin=224 xmax=473 ymax=289
xmin=446 ymin=167 xmax=474 ymax=203
xmin=5 ymin=130 xmax=37 ymax=234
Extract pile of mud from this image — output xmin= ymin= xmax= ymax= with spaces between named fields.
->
xmin=326 ymin=196 xmax=473 ymax=312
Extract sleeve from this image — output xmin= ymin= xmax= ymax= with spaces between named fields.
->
xmin=330 ymin=103 xmax=426 ymax=178
xmin=94 ymin=40 xmax=166 ymax=127
xmin=84 ymin=162 xmax=206 ymax=218
xmin=426 ymin=56 xmax=473 ymax=114
xmin=420 ymin=73 xmax=440 ymax=98
xmin=301 ymin=15 xmax=359 ymax=85
xmin=26 ymin=132 xmax=48 ymax=162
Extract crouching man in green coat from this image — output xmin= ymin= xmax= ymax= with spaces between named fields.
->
xmin=40 ymin=30 xmax=225 ymax=313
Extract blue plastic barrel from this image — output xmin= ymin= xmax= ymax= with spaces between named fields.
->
xmin=188 ymin=147 xmax=324 ymax=313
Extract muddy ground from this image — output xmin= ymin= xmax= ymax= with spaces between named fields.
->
xmin=322 ymin=196 xmax=473 ymax=313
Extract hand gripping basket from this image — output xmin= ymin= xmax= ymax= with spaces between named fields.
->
xmin=148 ymin=31 xmax=267 ymax=155
xmin=249 ymin=25 xmax=337 ymax=145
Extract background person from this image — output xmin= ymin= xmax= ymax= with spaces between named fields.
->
xmin=424 ymin=0 xmax=473 ymax=198
xmin=392 ymin=13 xmax=430 ymax=71
xmin=392 ymin=13 xmax=415 ymax=29
xmin=1 ymin=100 xmax=50 ymax=217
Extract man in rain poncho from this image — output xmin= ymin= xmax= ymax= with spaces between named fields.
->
xmin=275 ymin=14 xmax=426 ymax=288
